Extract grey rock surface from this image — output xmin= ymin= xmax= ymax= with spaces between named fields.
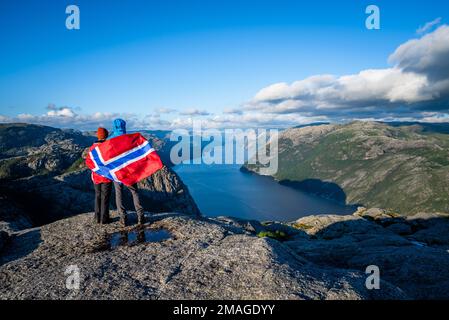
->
xmin=286 ymin=211 xmax=449 ymax=299
xmin=0 ymin=212 xmax=408 ymax=300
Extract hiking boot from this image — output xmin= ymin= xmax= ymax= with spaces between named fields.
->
xmin=101 ymin=217 xmax=112 ymax=225
xmin=137 ymin=213 xmax=146 ymax=225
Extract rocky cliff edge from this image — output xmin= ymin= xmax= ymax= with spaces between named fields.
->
xmin=1 ymin=208 xmax=448 ymax=300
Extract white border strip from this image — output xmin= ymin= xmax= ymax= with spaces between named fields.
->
xmin=89 ymin=151 xmax=100 ymax=172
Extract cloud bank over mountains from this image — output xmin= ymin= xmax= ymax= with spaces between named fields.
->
xmin=246 ymin=24 xmax=449 ymax=124
xmin=1 ymin=24 xmax=449 ymax=130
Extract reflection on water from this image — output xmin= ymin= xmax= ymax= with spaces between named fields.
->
xmin=174 ymin=163 xmax=356 ymax=222
xmin=109 ymin=228 xmax=172 ymax=249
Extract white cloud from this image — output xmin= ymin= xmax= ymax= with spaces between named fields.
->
xmin=389 ymin=25 xmax=449 ymax=81
xmin=3 ymin=24 xmax=449 ymax=131
xmin=169 ymin=112 xmax=327 ymax=129
xmin=0 ymin=106 xmax=169 ymax=131
xmin=417 ymin=17 xmax=442 ymax=35
xmin=179 ymin=108 xmax=211 ymax=116
xmin=246 ymin=25 xmax=449 ymax=122
xmin=46 ymin=107 xmax=76 ymax=117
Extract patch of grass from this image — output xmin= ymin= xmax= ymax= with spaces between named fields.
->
xmin=64 ymin=157 xmax=85 ymax=173
xmin=386 ymin=212 xmax=402 ymax=218
xmin=292 ymin=223 xmax=313 ymax=231
xmin=257 ymin=230 xmax=289 ymax=241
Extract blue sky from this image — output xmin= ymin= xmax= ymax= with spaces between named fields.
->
xmin=0 ymin=0 xmax=449 ymax=129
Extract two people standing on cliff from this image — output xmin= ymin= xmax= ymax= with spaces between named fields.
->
xmin=88 ymin=119 xmax=147 ymax=227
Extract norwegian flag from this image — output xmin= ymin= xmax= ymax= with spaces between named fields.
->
xmin=85 ymin=133 xmax=163 ymax=186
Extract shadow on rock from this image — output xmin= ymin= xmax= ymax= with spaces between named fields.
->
xmin=280 ymin=179 xmax=355 ymax=205
xmin=287 ymin=210 xmax=449 ymax=299
xmin=0 ymin=228 xmax=42 ymax=266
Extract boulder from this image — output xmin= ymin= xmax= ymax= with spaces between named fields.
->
xmin=354 ymin=207 xmax=398 ymax=221
xmin=293 ymin=214 xmax=389 ymax=239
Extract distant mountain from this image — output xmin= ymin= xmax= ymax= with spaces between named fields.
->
xmin=0 ymin=124 xmax=177 ymax=181
xmin=293 ymin=122 xmax=330 ymax=129
xmin=0 ymin=123 xmax=95 ymax=179
xmin=244 ymin=121 xmax=449 ymax=215
xmin=382 ymin=121 xmax=449 ymax=134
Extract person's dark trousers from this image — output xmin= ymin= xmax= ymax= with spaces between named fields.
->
xmin=94 ymin=183 xmax=112 ymax=224
xmin=114 ymin=182 xmax=145 ymax=222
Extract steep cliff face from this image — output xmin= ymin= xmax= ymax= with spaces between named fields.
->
xmin=0 ymin=123 xmax=200 ymax=228
xmin=245 ymin=121 xmax=449 ymax=215
xmin=139 ymin=166 xmax=200 ymax=216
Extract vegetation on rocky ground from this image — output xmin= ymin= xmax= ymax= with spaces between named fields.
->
xmin=257 ymin=230 xmax=289 ymax=241
xmin=246 ymin=121 xmax=449 ymax=215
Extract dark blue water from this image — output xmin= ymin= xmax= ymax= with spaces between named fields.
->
xmin=174 ymin=163 xmax=355 ymax=222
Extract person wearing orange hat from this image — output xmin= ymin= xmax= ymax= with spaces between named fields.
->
xmin=87 ymin=127 xmax=113 ymax=224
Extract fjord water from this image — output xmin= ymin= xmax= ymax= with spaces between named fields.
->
xmin=174 ymin=163 xmax=355 ymax=222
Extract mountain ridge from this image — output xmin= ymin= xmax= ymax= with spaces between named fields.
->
xmin=244 ymin=121 xmax=449 ymax=215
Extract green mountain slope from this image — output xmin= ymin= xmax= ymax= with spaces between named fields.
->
xmin=245 ymin=121 xmax=449 ymax=215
